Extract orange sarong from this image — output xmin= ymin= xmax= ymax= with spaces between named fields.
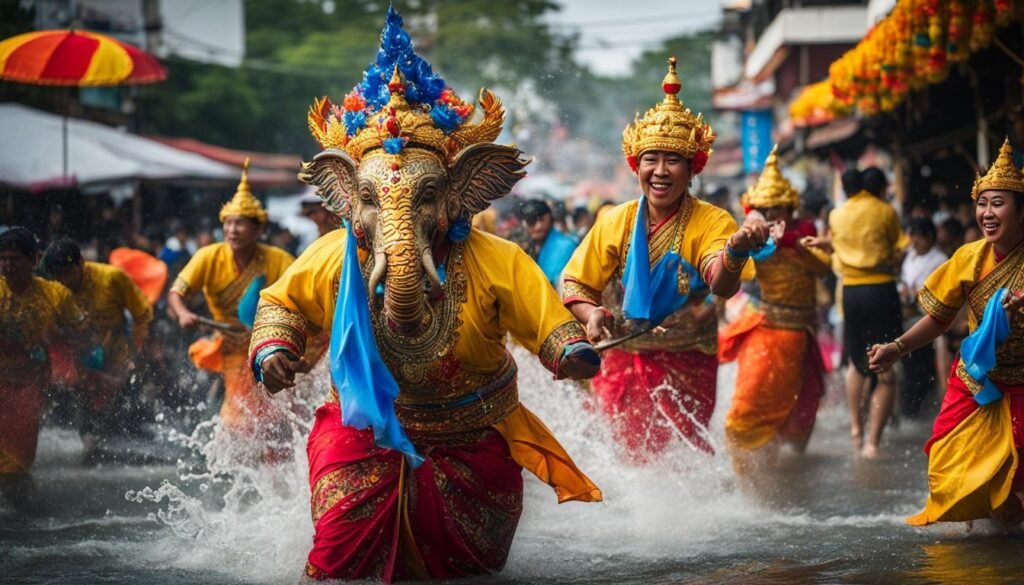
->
xmin=720 ymin=311 xmax=824 ymax=453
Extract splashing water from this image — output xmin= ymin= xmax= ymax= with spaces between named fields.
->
xmin=7 ymin=345 xmax=1024 ymax=583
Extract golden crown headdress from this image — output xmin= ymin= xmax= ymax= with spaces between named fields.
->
xmin=741 ymin=145 xmax=799 ymax=209
xmin=306 ymin=6 xmax=504 ymax=164
xmin=971 ymin=137 xmax=1024 ymax=200
xmin=622 ymin=57 xmax=716 ymax=174
xmin=219 ymin=158 xmax=268 ymax=223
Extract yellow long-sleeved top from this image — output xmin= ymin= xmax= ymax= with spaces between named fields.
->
xmin=918 ymin=239 xmax=1024 ymax=388
xmin=70 ymin=262 xmax=153 ymax=369
xmin=0 ymin=276 xmax=87 ymax=381
xmin=172 ymin=242 xmax=294 ymax=356
xmin=828 ymin=191 xmax=903 ymax=285
xmin=251 ymin=227 xmax=601 ymax=503
xmin=562 ymin=195 xmax=754 ymax=352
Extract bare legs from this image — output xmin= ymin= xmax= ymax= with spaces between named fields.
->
xmin=846 ymin=365 xmax=894 ymax=458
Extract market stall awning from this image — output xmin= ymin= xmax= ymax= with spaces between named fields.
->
xmin=0 ymin=103 xmax=237 ymax=191
xmin=147 ymin=136 xmax=302 ymax=187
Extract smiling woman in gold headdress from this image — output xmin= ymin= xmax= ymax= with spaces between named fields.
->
xmin=167 ymin=159 xmax=295 ymax=436
xmin=719 ymin=146 xmax=830 ymax=472
xmin=561 ymin=58 xmax=769 ymax=460
xmin=870 ymin=138 xmax=1024 ymax=526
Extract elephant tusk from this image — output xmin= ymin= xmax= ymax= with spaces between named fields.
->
xmin=421 ymin=248 xmax=443 ymax=296
xmin=367 ymin=251 xmax=387 ymax=295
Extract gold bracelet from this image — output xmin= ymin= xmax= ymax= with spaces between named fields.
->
xmin=721 ymin=249 xmax=748 ymax=273
xmin=892 ymin=338 xmax=906 ymax=355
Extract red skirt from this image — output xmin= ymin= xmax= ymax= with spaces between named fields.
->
xmin=305 ymin=402 xmax=524 ymax=582
xmin=590 ymin=348 xmax=717 ymax=460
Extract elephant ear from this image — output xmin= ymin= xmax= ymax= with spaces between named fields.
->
xmin=447 ymin=143 xmax=531 ymax=217
xmin=298 ymin=148 xmax=358 ymax=218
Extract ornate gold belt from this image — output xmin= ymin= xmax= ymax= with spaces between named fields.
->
xmin=762 ymin=301 xmax=817 ymax=330
xmin=326 ymin=362 xmax=520 ymax=434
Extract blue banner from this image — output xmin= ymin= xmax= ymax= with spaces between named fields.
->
xmin=741 ymin=110 xmax=773 ymax=173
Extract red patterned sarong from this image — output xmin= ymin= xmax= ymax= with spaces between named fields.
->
xmin=305 ymin=402 xmax=524 ymax=582
xmin=591 ymin=348 xmax=717 ymax=459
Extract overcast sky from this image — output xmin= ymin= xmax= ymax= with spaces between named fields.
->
xmin=547 ymin=0 xmax=724 ymax=76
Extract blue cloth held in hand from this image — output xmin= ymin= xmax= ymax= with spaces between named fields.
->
xmin=960 ymin=288 xmax=1010 ymax=405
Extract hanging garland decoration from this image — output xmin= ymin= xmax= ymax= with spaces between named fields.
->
xmin=790 ymin=0 xmax=1021 ymax=127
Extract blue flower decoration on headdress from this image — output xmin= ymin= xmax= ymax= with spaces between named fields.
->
xmin=359 ymin=6 xmax=446 ymax=111
xmin=342 ymin=110 xmax=367 ymax=137
xmin=430 ymin=104 xmax=464 ymax=134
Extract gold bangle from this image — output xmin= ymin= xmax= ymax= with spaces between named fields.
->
xmin=892 ymin=338 xmax=906 ymax=355
xmin=721 ymin=249 xmax=748 ymax=273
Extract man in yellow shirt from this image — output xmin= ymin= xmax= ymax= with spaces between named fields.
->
xmin=826 ymin=167 xmax=904 ymax=457
xmin=167 ymin=160 xmax=295 ymax=437
xmin=41 ymin=238 xmax=153 ymax=450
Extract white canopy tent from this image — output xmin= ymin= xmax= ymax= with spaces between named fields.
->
xmin=0 ymin=103 xmax=237 ymax=191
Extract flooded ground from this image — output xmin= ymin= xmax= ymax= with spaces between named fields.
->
xmin=2 ymin=351 xmax=1022 ymax=584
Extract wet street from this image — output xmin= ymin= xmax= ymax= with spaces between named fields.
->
xmin=3 ymin=353 xmax=1023 ymax=584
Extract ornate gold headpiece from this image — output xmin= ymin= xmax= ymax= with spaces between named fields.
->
xmin=622 ymin=57 xmax=716 ymax=174
xmin=306 ymin=7 xmax=504 ymax=164
xmin=741 ymin=145 xmax=799 ymax=209
xmin=219 ymin=158 xmax=268 ymax=224
xmin=971 ymin=137 xmax=1024 ymax=200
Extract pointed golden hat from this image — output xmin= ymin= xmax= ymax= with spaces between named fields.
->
xmin=219 ymin=158 xmax=268 ymax=223
xmin=741 ymin=145 xmax=799 ymax=209
xmin=971 ymin=137 xmax=1024 ymax=200
xmin=622 ymin=57 xmax=716 ymax=174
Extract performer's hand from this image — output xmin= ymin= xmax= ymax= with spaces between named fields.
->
xmin=800 ymin=235 xmax=832 ymax=254
xmin=177 ymin=310 xmax=200 ymax=330
xmin=559 ymin=343 xmax=601 ymax=380
xmin=586 ymin=307 xmax=612 ymax=343
xmin=867 ymin=342 xmax=900 ymax=373
xmin=729 ymin=213 xmax=770 ymax=253
xmin=1003 ymin=289 xmax=1024 ymax=317
xmin=261 ymin=353 xmax=309 ymax=393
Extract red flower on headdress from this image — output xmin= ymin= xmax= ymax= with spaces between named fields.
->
xmin=627 ymin=155 xmax=639 ymax=173
xmin=692 ymin=151 xmax=709 ymax=175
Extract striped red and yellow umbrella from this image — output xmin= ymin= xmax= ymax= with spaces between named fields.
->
xmin=0 ymin=29 xmax=166 ymax=87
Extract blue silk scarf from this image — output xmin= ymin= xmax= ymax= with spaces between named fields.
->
xmin=328 ymin=224 xmax=423 ymax=466
xmin=621 ymin=197 xmax=705 ymax=327
xmin=960 ymin=288 xmax=1011 ymax=406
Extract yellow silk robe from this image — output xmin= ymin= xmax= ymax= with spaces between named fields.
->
xmin=0 ymin=276 xmax=87 ymax=474
xmin=908 ymin=239 xmax=1024 ymax=525
xmin=172 ymin=242 xmax=294 ymax=428
xmin=252 ymin=227 xmax=601 ymax=503
xmin=562 ymin=195 xmax=754 ymax=353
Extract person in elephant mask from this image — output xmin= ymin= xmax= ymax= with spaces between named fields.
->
xmin=248 ymin=7 xmax=602 ymax=582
